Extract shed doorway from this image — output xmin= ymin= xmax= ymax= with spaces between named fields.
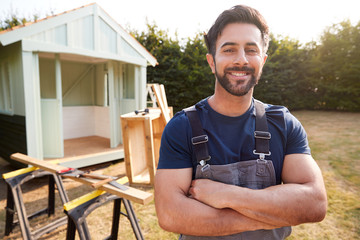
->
xmin=39 ymin=54 xmax=117 ymax=159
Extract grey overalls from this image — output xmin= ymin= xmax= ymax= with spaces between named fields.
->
xmin=180 ymin=100 xmax=291 ymax=240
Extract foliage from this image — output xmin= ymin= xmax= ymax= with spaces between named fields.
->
xmin=254 ymin=35 xmax=317 ymax=110
xmin=131 ymin=23 xmax=213 ymax=113
xmin=313 ymin=20 xmax=360 ymax=111
xmin=0 ymin=11 xmax=40 ymax=31
xmin=133 ymin=20 xmax=360 ymax=112
xmin=2 ymin=10 xmax=358 ymax=111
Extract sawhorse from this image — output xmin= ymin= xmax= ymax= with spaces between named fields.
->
xmin=5 ymin=153 xmax=151 ymax=240
xmin=3 ymin=167 xmax=69 ymax=240
xmin=64 ymin=185 xmax=144 ymax=240
xmin=3 ymin=166 xmax=146 ymax=239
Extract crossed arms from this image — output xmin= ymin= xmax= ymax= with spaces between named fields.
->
xmin=154 ymin=154 xmax=327 ymax=236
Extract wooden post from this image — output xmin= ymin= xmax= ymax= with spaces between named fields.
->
xmin=143 ymin=116 xmax=156 ymax=185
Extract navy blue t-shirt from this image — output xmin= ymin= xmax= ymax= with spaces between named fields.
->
xmin=158 ymin=98 xmax=311 ymax=184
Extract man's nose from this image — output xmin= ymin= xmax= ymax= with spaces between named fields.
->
xmin=233 ymin=50 xmax=249 ymax=65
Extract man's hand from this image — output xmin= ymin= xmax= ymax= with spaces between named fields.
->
xmin=189 ymin=179 xmax=231 ymax=209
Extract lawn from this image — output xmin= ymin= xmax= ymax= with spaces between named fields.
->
xmin=0 ymin=111 xmax=359 ymax=239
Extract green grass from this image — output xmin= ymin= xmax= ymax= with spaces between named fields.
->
xmin=288 ymin=111 xmax=360 ymax=239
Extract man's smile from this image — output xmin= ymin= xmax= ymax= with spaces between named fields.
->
xmin=230 ymin=72 xmax=247 ymax=77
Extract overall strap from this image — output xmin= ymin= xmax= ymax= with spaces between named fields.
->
xmin=184 ymin=105 xmax=211 ymax=166
xmin=184 ymin=100 xmax=271 ymax=165
xmin=254 ymin=100 xmax=271 ymax=160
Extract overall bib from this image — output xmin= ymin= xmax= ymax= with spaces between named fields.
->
xmin=180 ymin=100 xmax=291 ymax=240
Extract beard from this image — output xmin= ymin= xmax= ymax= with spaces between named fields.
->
xmin=215 ymin=66 xmax=260 ymax=97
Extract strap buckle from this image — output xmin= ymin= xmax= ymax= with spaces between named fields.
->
xmin=254 ymin=131 xmax=271 ymax=140
xmin=253 ymin=150 xmax=271 ymax=160
xmin=191 ymin=135 xmax=208 ymax=145
xmin=199 ymin=156 xmax=211 ymax=166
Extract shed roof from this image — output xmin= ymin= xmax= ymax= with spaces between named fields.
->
xmin=0 ymin=3 xmax=157 ymax=67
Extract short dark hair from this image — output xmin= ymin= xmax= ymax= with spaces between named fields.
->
xmin=204 ymin=5 xmax=269 ymax=56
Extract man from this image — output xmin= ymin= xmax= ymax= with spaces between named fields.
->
xmin=154 ymin=5 xmax=327 ymax=239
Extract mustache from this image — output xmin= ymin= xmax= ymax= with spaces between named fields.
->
xmin=225 ymin=66 xmax=255 ymax=73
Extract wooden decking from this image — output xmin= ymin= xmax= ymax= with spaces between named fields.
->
xmin=63 ymin=136 xmax=123 ymax=157
xmin=48 ymin=136 xmax=124 ymax=169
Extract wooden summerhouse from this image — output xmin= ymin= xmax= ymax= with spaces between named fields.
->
xmin=0 ymin=3 xmax=157 ymax=167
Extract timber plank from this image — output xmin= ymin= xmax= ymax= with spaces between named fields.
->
xmin=10 ymin=153 xmax=153 ymax=205
xmin=151 ymin=84 xmax=170 ymax=123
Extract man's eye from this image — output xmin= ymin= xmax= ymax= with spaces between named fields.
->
xmin=224 ymin=49 xmax=234 ymax=53
xmin=246 ymin=49 xmax=258 ymax=53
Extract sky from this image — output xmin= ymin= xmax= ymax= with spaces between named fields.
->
xmin=1 ymin=0 xmax=360 ymax=44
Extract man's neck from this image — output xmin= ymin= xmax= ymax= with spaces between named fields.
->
xmin=208 ymin=84 xmax=253 ymax=117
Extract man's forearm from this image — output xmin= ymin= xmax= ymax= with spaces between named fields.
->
xmin=189 ymin=155 xmax=327 ymax=227
xmin=226 ymin=183 xmax=327 ymax=226
xmin=156 ymin=191 xmax=278 ymax=236
xmin=190 ymin=180 xmax=327 ymax=227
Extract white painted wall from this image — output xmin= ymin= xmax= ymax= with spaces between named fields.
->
xmin=63 ymin=106 xmax=110 ymax=140
xmin=94 ymin=106 xmax=110 ymax=138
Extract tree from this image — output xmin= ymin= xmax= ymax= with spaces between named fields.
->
xmin=254 ymin=34 xmax=316 ymax=110
xmin=0 ymin=10 xmax=40 ymax=31
xmin=313 ymin=20 xmax=360 ymax=111
xmin=133 ymin=21 xmax=360 ymax=112
xmin=132 ymin=23 xmax=213 ymax=112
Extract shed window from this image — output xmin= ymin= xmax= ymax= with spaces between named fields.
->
xmin=0 ymin=60 xmax=12 ymax=114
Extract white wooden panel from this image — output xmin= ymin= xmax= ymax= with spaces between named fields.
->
xmin=139 ymin=66 xmax=147 ymax=109
xmin=28 ymin=31 xmax=46 ymax=42
xmin=63 ymin=106 xmax=95 ymax=139
xmin=0 ymin=3 xmax=156 ymax=67
xmin=119 ymin=36 xmax=143 ymax=59
xmin=41 ymin=99 xmax=63 ymax=158
xmin=68 ymin=15 xmax=94 ymax=50
xmin=63 ymin=106 xmax=110 ymax=139
xmin=55 ymin=24 xmax=67 ymax=46
xmin=55 ymin=54 xmax=64 ymax=155
xmin=27 ymin=24 xmax=67 ymax=46
xmin=0 ymin=5 xmax=94 ymax=46
xmin=94 ymin=106 xmax=110 ymax=138
xmin=99 ymin=18 xmax=117 ymax=54
xmin=97 ymin=6 xmax=157 ymax=66
xmin=108 ymin=61 xmax=117 ymax=148
xmin=134 ymin=65 xmax=139 ymax=109
xmin=22 ymin=40 xmax=147 ymax=67
xmin=22 ymin=51 xmax=43 ymax=159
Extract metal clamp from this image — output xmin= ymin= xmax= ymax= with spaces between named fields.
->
xmin=57 ymin=168 xmax=128 ymax=191
xmin=254 ymin=131 xmax=271 ymax=140
xmin=253 ymin=150 xmax=271 ymax=160
xmin=191 ymin=135 xmax=208 ymax=145
xmin=199 ymin=156 xmax=211 ymax=166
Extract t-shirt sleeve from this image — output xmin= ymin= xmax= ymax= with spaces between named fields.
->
xmin=157 ymin=112 xmax=194 ymax=169
xmin=285 ymin=111 xmax=311 ymax=155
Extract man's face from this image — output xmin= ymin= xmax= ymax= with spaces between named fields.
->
xmin=207 ymin=23 xmax=267 ymax=96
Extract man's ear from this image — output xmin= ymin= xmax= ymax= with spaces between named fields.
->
xmin=206 ymin=53 xmax=216 ymax=74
